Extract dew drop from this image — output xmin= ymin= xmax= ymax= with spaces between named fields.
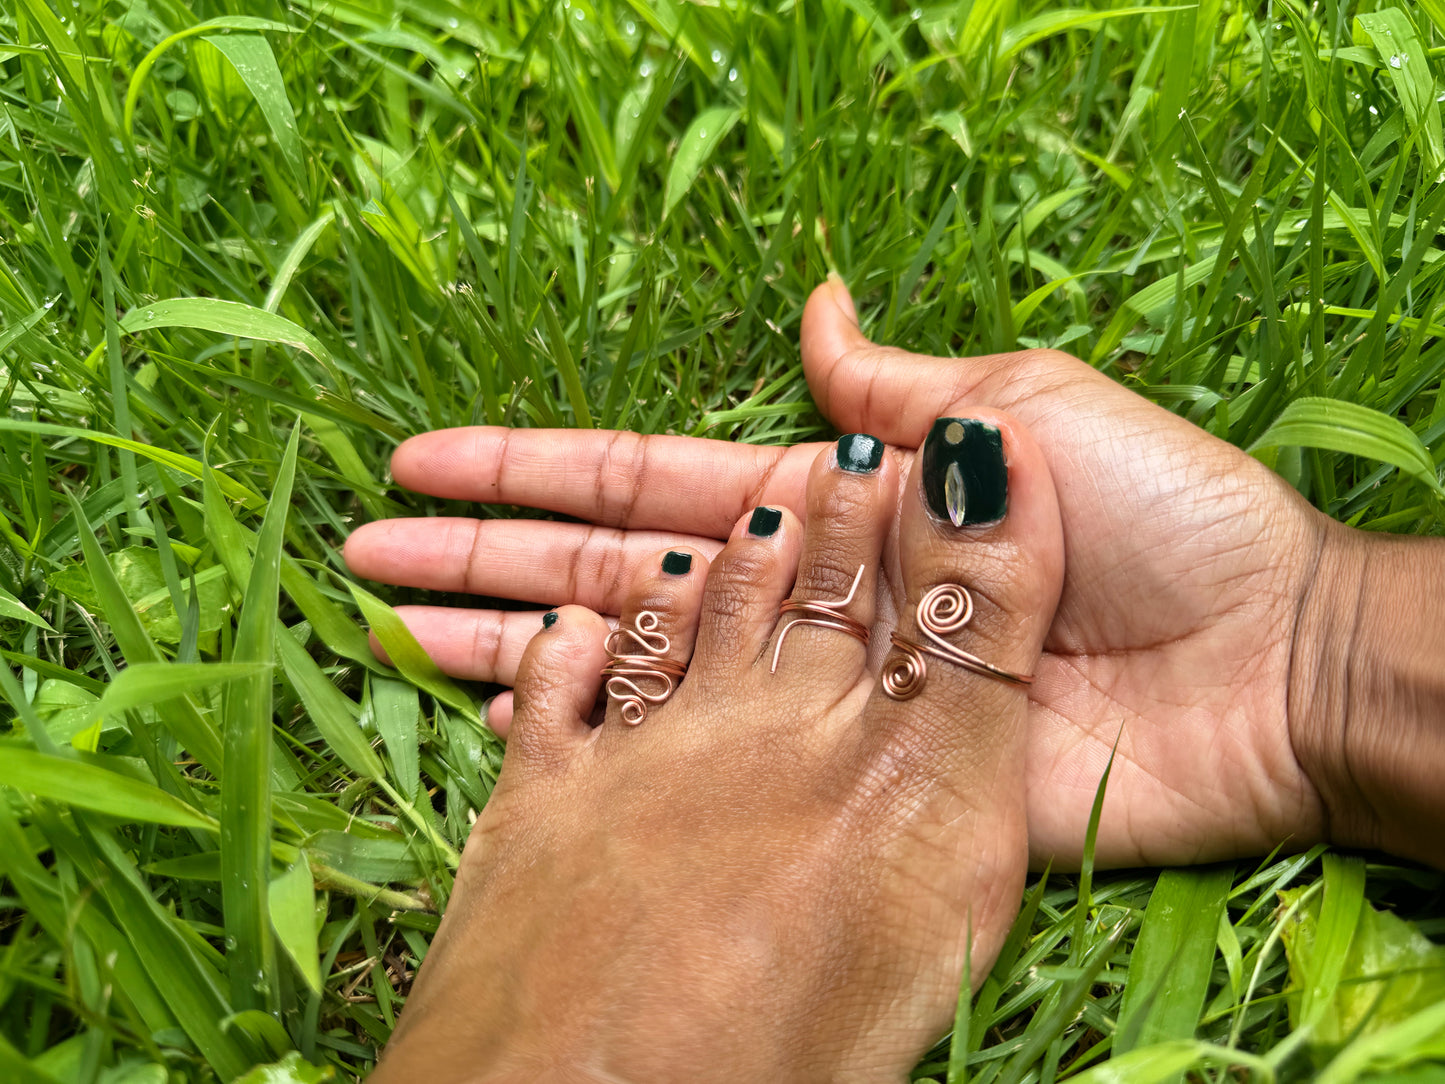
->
xmin=698 ymin=129 xmax=706 ymax=139
xmin=728 ymin=67 xmax=737 ymax=82
xmin=711 ymin=48 xmax=723 ymax=63
xmin=447 ymin=16 xmax=458 ymax=28
xmin=639 ymin=60 xmax=654 ymax=77
xmin=624 ymin=20 xmax=636 ymax=34
xmin=911 ymin=7 xmax=922 ymax=18
xmin=1388 ymin=54 xmax=1403 ymax=69
xmin=145 ymin=310 xmax=155 ymax=319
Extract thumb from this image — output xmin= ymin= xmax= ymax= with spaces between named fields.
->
xmin=799 ymin=277 xmax=1087 ymax=450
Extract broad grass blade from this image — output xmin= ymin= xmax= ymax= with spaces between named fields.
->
xmin=269 ymin=855 xmax=322 ymax=994
xmin=120 ymin=298 xmax=340 ymax=371
xmin=369 ymin=675 xmax=420 ymax=793
xmin=1249 ymin=397 xmax=1444 ymax=496
xmin=348 ymin=582 xmax=479 ymax=720
xmin=220 ymin=426 xmax=299 ymax=1012
xmin=1115 ymin=865 xmax=1233 ymax=1068
xmin=202 ymin=35 xmax=306 ymax=184
xmin=664 ymin=106 xmax=741 ymax=219
xmin=0 ymin=747 xmax=214 ymax=829
xmin=91 ymin=662 xmax=270 ymax=722
xmin=276 ymin=631 xmax=385 ymax=781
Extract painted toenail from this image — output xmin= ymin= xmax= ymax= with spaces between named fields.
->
xmin=921 ymin=418 xmax=1007 ymax=527
xmin=662 ymin=550 xmax=693 ymax=576
xmin=747 ymin=506 xmax=783 ymax=538
xmin=542 ymin=611 xmax=559 ymax=629
xmin=836 ymin=433 xmax=884 ymax=474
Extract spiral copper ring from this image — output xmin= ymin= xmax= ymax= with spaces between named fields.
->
xmin=770 ymin=564 xmax=870 ymax=674
xmin=881 ymin=583 xmax=1033 ymax=700
xmin=600 ymin=611 xmax=686 ymax=724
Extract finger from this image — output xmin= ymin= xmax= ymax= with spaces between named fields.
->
xmin=371 ymin=606 xmax=556 ymax=684
xmin=487 ymin=690 xmax=515 ymax=739
xmin=389 ymin=427 xmax=827 ymax=535
xmin=799 ymin=276 xmax=1121 ymax=447
xmin=345 ymin=518 xmax=724 ymax=609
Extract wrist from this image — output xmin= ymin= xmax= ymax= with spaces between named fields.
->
xmin=1290 ymin=523 xmax=1445 ymax=866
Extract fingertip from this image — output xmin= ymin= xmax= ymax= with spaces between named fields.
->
xmin=367 ymin=628 xmax=395 ymax=667
xmin=487 ymin=690 xmax=515 ymax=740
xmin=824 ymin=272 xmax=859 ymax=325
xmin=802 ymin=279 xmax=870 ymax=371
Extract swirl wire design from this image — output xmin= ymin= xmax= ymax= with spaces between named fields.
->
xmin=882 ymin=583 xmax=1033 ymax=700
xmin=770 ymin=564 xmax=870 ymax=674
xmin=601 ymin=611 xmax=686 ymax=725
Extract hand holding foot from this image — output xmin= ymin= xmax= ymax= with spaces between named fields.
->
xmin=372 ymin=419 xmax=1063 ymax=1081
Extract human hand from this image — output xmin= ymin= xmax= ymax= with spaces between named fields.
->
xmin=346 ymin=278 xmax=1357 ymax=869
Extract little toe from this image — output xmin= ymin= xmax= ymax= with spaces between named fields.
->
xmin=768 ymin=434 xmax=898 ymax=693
xmin=686 ymin=506 xmax=805 ymax=686
xmin=602 ymin=547 xmax=709 ymax=728
xmin=507 ymin=606 xmax=611 ymax=764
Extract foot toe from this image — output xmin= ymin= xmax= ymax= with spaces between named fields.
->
xmin=602 ymin=548 xmax=709 ymax=728
xmin=767 ymin=434 xmax=898 ymax=692
xmin=508 ymin=606 xmax=611 ymax=763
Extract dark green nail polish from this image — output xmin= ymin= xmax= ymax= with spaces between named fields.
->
xmin=662 ymin=550 xmax=692 ymax=576
xmin=747 ymin=506 xmax=782 ymax=537
xmin=542 ymin=611 xmax=559 ymax=629
xmin=837 ymin=433 xmax=883 ymax=474
xmin=920 ymin=418 xmax=1007 ymax=527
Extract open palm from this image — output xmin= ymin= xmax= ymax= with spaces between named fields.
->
xmin=345 ymin=279 xmax=1331 ymax=867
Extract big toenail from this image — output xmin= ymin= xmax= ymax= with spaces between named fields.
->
xmin=836 ymin=433 xmax=884 ymax=474
xmin=747 ymin=506 xmax=783 ymax=537
xmin=921 ymin=418 xmax=1007 ymax=527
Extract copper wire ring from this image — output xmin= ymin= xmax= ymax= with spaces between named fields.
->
xmin=601 ymin=611 xmax=686 ymax=725
xmin=770 ymin=565 xmax=870 ymax=674
xmin=881 ymin=583 xmax=1033 ymax=700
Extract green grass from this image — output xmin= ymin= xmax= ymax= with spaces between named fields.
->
xmin=2 ymin=0 xmax=1444 ymax=1079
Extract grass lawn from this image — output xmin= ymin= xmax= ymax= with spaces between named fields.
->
xmin=3 ymin=0 xmax=1445 ymax=1079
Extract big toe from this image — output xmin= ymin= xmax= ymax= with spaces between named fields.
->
xmin=865 ymin=412 xmax=1063 ymax=968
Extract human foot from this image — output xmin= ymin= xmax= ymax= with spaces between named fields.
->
xmin=370 ymin=418 xmax=1064 ymax=1082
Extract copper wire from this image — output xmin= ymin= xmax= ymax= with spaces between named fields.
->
xmin=770 ymin=564 xmax=870 ymax=674
xmin=601 ymin=611 xmax=686 ymax=725
xmin=881 ymin=583 xmax=1033 ymax=700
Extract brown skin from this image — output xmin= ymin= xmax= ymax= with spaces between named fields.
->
xmin=345 ymin=278 xmax=1445 ymax=871
xmin=1290 ymin=529 xmax=1445 ymax=868
xmin=371 ymin=419 xmax=1065 ymax=1082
